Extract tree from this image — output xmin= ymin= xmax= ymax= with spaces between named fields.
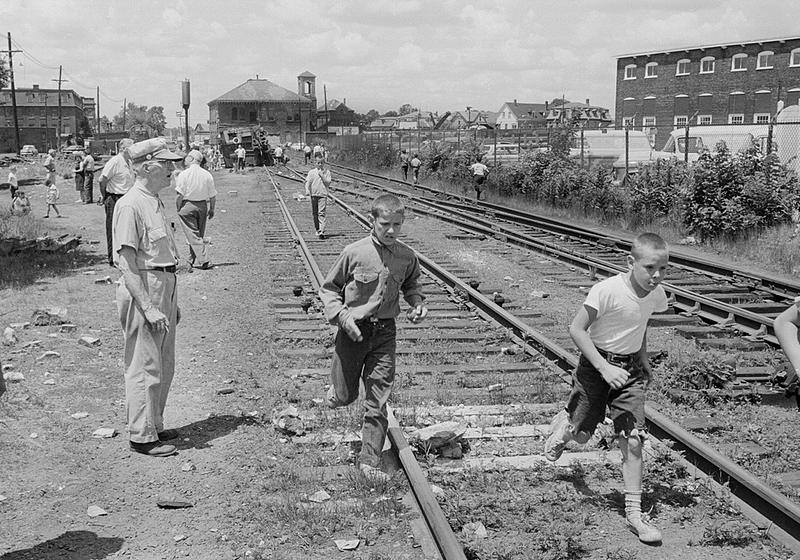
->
xmin=398 ymin=103 xmax=417 ymax=116
xmin=0 ymin=56 xmax=9 ymax=89
xmin=113 ymin=102 xmax=147 ymax=132
xmin=550 ymin=98 xmax=571 ymax=107
xmin=145 ymin=106 xmax=167 ymax=136
xmin=364 ymin=109 xmax=379 ymax=123
xmin=383 ymin=110 xmax=398 ymax=117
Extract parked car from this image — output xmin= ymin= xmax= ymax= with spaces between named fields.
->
xmin=482 ymin=143 xmax=521 ymax=165
xmin=61 ymin=145 xmax=82 ymax=155
xmin=20 ymin=145 xmax=38 ymax=157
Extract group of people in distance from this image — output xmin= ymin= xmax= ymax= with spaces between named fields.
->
xmin=399 ymin=149 xmax=488 ymax=199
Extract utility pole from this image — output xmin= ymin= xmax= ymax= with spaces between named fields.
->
xmin=96 ymin=86 xmax=100 ymax=138
xmin=52 ymin=65 xmax=67 ymax=147
xmin=122 ymin=98 xmax=127 ymax=132
xmin=323 ymin=84 xmax=329 ymax=130
xmin=6 ymin=33 xmax=22 ymax=154
xmin=182 ymin=79 xmax=191 ymax=151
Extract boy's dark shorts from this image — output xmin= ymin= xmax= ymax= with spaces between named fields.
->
xmin=566 ymin=352 xmax=647 ymax=438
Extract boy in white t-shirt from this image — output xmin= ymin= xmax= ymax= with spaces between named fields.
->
xmin=8 ymin=165 xmax=19 ymax=200
xmin=544 ymin=232 xmax=669 ymax=544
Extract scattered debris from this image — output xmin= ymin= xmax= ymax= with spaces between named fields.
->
xmin=292 ymin=286 xmax=304 ymax=296
xmin=500 ymin=347 xmax=516 ymax=355
xmin=181 ymin=461 xmax=196 ymax=472
xmin=530 ymin=290 xmax=550 ymax=298
xmin=78 ymin=336 xmax=101 ymax=347
xmin=36 ymin=351 xmax=61 ymax=361
xmin=1 ymin=363 xmax=13 ymax=372
xmin=70 ymin=412 xmax=90 ymax=420
xmin=679 ymin=236 xmax=698 ymax=246
xmin=462 ymin=521 xmax=488 ymax=540
xmin=156 ymin=500 xmax=193 ymax=509
xmin=217 ymin=388 xmax=235 ymax=395
xmin=308 ymin=490 xmax=331 ymax=503
xmin=0 ymin=235 xmax=80 ymax=257
xmin=9 ymin=322 xmax=30 ymax=330
xmin=333 ymin=538 xmax=360 ymax=552
xmin=42 ymin=378 xmax=56 ymax=385
xmin=272 ymin=405 xmax=305 ymax=436
xmin=173 ymin=534 xmax=187 ymax=542
xmin=503 ymin=276 xmax=513 ymax=282
xmin=2 ymin=327 xmax=17 ymax=345
xmin=32 ymin=307 xmax=68 ymax=326
xmin=467 ymin=279 xmax=481 ymax=289
xmin=87 ymin=505 xmax=108 ymax=517
xmin=21 ymin=340 xmax=42 ymax=349
xmin=0 ymin=495 xmax=6 ymax=502
xmin=59 ymin=324 xmax=78 ymax=333
xmin=94 ymin=276 xmax=113 ymax=285
xmin=491 ymin=292 xmax=506 ymax=306
xmin=430 ymin=484 xmax=445 ymax=497
xmin=408 ymin=421 xmax=466 ymax=450
xmin=92 ymin=427 xmax=117 ymax=438
xmin=439 ymin=440 xmax=463 ymax=459
xmin=3 ymin=371 xmax=25 ymax=382
xmin=487 ymin=383 xmax=503 ymax=392
xmin=29 ymin=432 xmax=38 ymax=438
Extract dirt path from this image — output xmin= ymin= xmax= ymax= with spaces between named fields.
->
xmin=0 ymin=169 xmax=292 ymax=559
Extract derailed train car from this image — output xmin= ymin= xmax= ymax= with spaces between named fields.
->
xmin=218 ymin=126 xmax=274 ymax=168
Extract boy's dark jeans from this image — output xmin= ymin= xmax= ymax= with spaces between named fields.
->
xmin=329 ymin=319 xmax=396 ymax=468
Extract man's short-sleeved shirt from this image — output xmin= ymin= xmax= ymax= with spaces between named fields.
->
xmin=100 ymin=154 xmax=135 ymax=195
xmin=82 ymin=154 xmax=95 ymax=172
xmin=470 ymin=162 xmax=488 ymax=177
xmin=584 ymin=273 xmax=668 ymax=354
xmin=274 ymin=147 xmax=283 ymax=157
xmin=112 ymin=184 xmax=179 ymax=269
xmin=176 ymin=164 xmax=217 ymax=201
xmin=44 ymin=154 xmax=55 ymax=172
xmin=235 ymin=147 xmax=246 ymax=159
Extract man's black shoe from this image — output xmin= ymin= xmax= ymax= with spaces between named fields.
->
xmin=130 ymin=441 xmax=177 ymax=457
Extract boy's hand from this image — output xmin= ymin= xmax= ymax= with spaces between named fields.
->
xmin=599 ymin=363 xmax=630 ymax=389
xmin=407 ymin=304 xmax=428 ymax=324
xmin=340 ymin=314 xmax=363 ymax=342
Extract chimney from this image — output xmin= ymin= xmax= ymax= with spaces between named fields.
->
xmin=586 ymin=98 xmax=590 ymax=105
xmin=33 ymin=84 xmax=39 ymax=90
xmin=545 ymin=101 xmax=549 ymax=111
xmin=513 ymin=99 xmax=517 ymax=105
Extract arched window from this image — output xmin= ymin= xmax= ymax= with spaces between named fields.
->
xmin=645 ymin=62 xmax=658 ymax=78
xmin=700 ymin=56 xmax=715 ymax=74
xmin=791 ymin=49 xmax=800 ymax=67
xmin=757 ymin=51 xmax=774 ymax=69
xmin=731 ymin=53 xmax=747 ymax=72
xmin=624 ymin=64 xmax=636 ymax=80
xmin=676 ymin=59 xmax=690 ymax=76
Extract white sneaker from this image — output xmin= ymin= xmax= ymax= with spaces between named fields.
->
xmin=544 ymin=409 xmax=570 ymax=462
xmin=626 ymin=517 xmax=662 ymax=543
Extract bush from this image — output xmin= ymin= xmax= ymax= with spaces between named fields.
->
xmin=627 ymin=158 xmax=689 ymax=228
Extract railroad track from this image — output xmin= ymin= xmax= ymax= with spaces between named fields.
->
xmin=261 ymin=163 xmax=800 ymax=558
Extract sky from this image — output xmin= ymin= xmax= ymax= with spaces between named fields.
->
xmin=1 ymin=0 xmax=797 ymax=128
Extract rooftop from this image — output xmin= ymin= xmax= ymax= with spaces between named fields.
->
xmin=209 ymin=79 xmax=312 ymax=105
xmin=617 ymin=35 xmax=800 ymax=58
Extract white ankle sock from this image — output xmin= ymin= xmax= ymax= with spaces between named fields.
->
xmin=625 ymin=490 xmax=643 ymax=522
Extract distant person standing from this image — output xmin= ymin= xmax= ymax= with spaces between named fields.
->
xmin=469 ymin=157 xmax=489 ymax=200
xmin=43 ymin=149 xmax=57 ymax=185
xmin=304 ymin=156 xmax=332 ymax=239
xmin=175 ymin=149 xmax=217 ymax=270
xmin=99 ymin=138 xmax=135 ymax=267
xmin=73 ymin=152 xmax=85 ymax=203
xmin=82 ymin=151 xmax=96 ymax=204
xmin=303 ymin=143 xmax=312 ymax=164
xmin=7 ymin=165 xmax=18 ymax=201
xmin=399 ymin=149 xmax=409 ymax=181
xmin=410 ymin=153 xmax=421 ymax=185
xmin=274 ymin=145 xmax=284 ymax=164
xmin=235 ymin=144 xmax=246 ymax=172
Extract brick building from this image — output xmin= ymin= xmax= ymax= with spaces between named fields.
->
xmin=0 ymin=84 xmax=92 ymax=152
xmin=207 ymin=71 xmax=317 ymax=144
xmin=615 ymin=36 xmax=800 ymax=150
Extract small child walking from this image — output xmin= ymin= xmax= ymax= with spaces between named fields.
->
xmin=319 ymin=193 xmax=428 ymax=483
xmin=8 ymin=165 xmax=18 ymax=200
xmin=44 ymin=179 xmax=62 ymax=218
xmin=544 ymin=232 xmax=669 ymax=544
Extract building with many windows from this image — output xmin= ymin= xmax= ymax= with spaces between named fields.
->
xmin=0 ymin=84 xmax=93 ymax=152
xmin=615 ymin=36 xmax=800 ymax=149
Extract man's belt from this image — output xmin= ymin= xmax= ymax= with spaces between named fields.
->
xmin=355 ymin=317 xmax=395 ymax=327
xmin=596 ymin=348 xmax=639 ymax=367
xmin=143 ymin=265 xmax=177 ymax=273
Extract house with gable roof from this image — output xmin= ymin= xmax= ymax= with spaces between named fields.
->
xmin=207 ymin=71 xmax=317 ymax=144
xmin=495 ymin=101 xmax=549 ymax=130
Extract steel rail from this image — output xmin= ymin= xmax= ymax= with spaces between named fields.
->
xmin=330 ymin=162 xmax=800 ymax=300
xmin=277 ymin=164 xmax=800 ymax=550
xmin=325 ymin=168 xmax=782 ymax=345
xmin=325 ymin=183 xmax=800 ymax=547
xmin=265 ymin=168 xmax=468 ymax=560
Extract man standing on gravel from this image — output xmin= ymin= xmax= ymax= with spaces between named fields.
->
xmin=99 ymin=138 xmax=135 ymax=267
xmin=304 ymin=156 xmax=331 ymax=239
xmin=112 ymin=138 xmax=184 ymax=458
xmin=175 ymin=149 xmax=217 ymax=270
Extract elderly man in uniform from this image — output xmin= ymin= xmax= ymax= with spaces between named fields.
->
xmin=113 ymin=138 xmax=184 ymax=457
xmin=175 ymin=149 xmax=217 ymax=270
xmin=99 ymin=138 xmax=135 ymax=267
